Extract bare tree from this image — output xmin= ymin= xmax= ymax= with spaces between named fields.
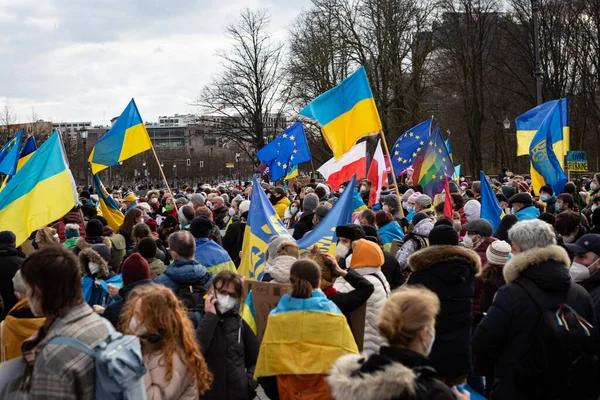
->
xmin=197 ymin=8 xmax=290 ymax=163
xmin=0 ymin=99 xmax=17 ymax=144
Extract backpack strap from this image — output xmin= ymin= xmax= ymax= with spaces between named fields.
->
xmin=369 ymin=273 xmax=390 ymax=297
xmin=48 ymin=336 xmax=95 ymax=357
xmin=514 ymin=278 xmax=555 ymax=310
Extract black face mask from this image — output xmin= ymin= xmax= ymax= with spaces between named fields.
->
xmin=269 ymin=195 xmax=280 ymax=205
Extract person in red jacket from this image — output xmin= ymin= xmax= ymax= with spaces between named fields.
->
xmin=53 ymin=207 xmax=86 ymax=242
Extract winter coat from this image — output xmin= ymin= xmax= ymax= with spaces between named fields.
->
xmin=327 ymin=268 xmax=375 ymax=324
xmin=472 ymin=236 xmax=497 ymax=318
xmin=480 ymin=266 xmax=506 ymax=314
xmin=147 ymin=257 xmax=166 ymax=279
xmin=0 ymin=244 xmax=24 ymax=320
xmin=472 ymin=245 xmax=596 ymax=400
xmin=194 ymin=237 xmax=236 ymax=274
xmin=155 ymin=259 xmax=213 ymax=292
xmin=395 ymin=218 xmax=434 ymax=271
xmin=378 ymin=221 xmax=405 ymax=252
xmin=407 ymin=245 xmax=480 ymax=377
xmin=273 ymin=196 xmax=291 ymax=220
xmin=334 ymin=267 xmax=391 ymax=355
xmin=197 ymin=310 xmax=259 ymax=400
xmin=262 ymin=255 xmax=297 ymax=284
xmin=223 ymin=221 xmax=244 ymax=265
xmin=16 ymin=302 xmax=111 ymax=399
xmin=144 ymin=349 xmax=198 ymax=400
xmin=107 ymin=232 xmax=127 ymax=272
xmin=52 ymin=211 xmax=86 ymax=242
xmin=381 ymin=250 xmax=404 ymax=290
xmin=514 ymin=204 xmax=540 ymax=221
xmin=328 ymin=346 xmax=453 ymax=400
xmin=542 ymin=196 xmax=557 ymax=214
xmin=580 ymin=270 xmax=600 ymax=323
xmin=292 ymin=211 xmax=314 ymax=240
xmin=103 ymin=279 xmax=154 ymax=329
xmin=0 ymin=298 xmax=45 ymax=361
xmin=213 ymin=206 xmax=229 ymax=229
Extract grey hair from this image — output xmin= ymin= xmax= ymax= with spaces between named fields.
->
xmin=472 ymin=181 xmax=481 ymax=193
xmin=12 ymin=269 xmax=27 ymax=295
xmin=508 ymin=219 xmax=556 ymax=251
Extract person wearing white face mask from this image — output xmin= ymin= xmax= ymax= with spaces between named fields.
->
xmin=564 ymin=234 xmax=600 ymax=313
xmin=328 ymin=286 xmax=470 ymax=400
xmin=334 ymin=224 xmax=366 ymax=269
xmin=196 ymin=271 xmax=259 ymax=400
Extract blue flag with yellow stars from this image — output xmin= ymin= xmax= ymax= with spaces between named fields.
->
xmin=390 ymin=118 xmax=432 ymax=176
xmin=256 ymin=121 xmax=311 ymax=181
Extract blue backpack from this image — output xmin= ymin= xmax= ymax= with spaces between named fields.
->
xmin=49 ymin=319 xmax=147 ymax=400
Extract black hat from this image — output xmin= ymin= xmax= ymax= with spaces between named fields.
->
xmin=190 ymin=216 xmax=213 ymax=238
xmin=91 ymin=244 xmax=112 ymax=263
xmin=564 ymin=234 xmax=600 ymax=256
xmin=411 ymin=212 xmax=430 ymax=227
xmin=241 ymin=211 xmax=249 ymax=221
xmin=428 ymin=225 xmax=459 ymax=246
xmin=161 ymin=215 xmax=179 ymax=229
xmin=495 ymin=194 xmax=508 ymax=203
xmin=360 ymin=225 xmax=383 ymax=245
xmin=90 ymin=215 xmax=108 ymax=227
xmin=85 ymin=219 xmax=104 ymax=237
xmin=0 ymin=231 xmax=16 ymax=245
xmin=315 ymin=205 xmax=330 ymax=219
xmin=463 ymin=219 xmax=493 ymax=237
xmin=434 ymin=218 xmax=453 ymax=228
xmin=539 ymin=185 xmax=554 ymax=196
xmin=80 ymin=190 xmax=91 ymax=199
xmin=508 ymin=192 xmax=533 ymax=206
xmin=336 ymin=224 xmax=365 ymax=241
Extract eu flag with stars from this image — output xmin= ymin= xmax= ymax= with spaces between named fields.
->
xmin=390 ymin=118 xmax=432 ymax=175
xmin=0 ymin=129 xmax=23 ymax=176
xmin=256 ymin=121 xmax=311 ymax=181
xmin=412 ymin=126 xmax=455 ymax=197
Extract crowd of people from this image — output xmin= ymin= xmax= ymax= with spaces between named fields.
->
xmin=2 ymin=170 xmax=600 ymax=399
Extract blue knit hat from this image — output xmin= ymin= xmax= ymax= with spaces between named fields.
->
xmin=65 ymin=223 xmax=81 ymax=239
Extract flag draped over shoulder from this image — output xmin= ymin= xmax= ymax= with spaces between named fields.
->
xmin=256 ymin=122 xmax=311 ymax=181
xmin=254 ymin=290 xmax=358 ymax=378
xmin=480 ymin=171 xmax=503 ymax=233
xmin=92 ymin=174 xmax=124 ymax=231
xmin=412 ymin=126 xmax=455 ymax=198
xmin=238 ymin=178 xmax=292 ymax=280
xmin=391 ymin=118 xmax=431 ymax=176
xmin=89 ymin=99 xmax=153 ymax=174
xmin=516 ymin=98 xmax=569 ymax=161
xmin=0 ymin=131 xmax=77 ymax=246
xmin=16 ymin=135 xmax=37 ymax=171
xmin=298 ymin=67 xmax=381 ymax=159
xmin=0 ymin=129 xmax=23 ymax=176
xmin=528 ymin=102 xmax=568 ymax=194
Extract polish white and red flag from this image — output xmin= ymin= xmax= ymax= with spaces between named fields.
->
xmin=367 ymin=139 xmax=388 ymax=206
xmin=317 ymin=141 xmax=367 ymax=191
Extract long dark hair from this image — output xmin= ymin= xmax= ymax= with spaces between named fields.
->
xmin=119 ymin=208 xmax=143 ymax=239
xmin=289 ymin=260 xmax=321 ymax=299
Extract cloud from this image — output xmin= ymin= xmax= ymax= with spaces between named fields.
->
xmin=0 ymin=0 xmax=312 ymax=125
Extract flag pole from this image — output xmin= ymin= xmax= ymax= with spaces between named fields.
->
xmin=379 ymin=130 xmax=404 ymax=218
xmin=150 ymin=146 xmax=179 ymax=212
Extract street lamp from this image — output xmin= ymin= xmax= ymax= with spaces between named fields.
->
xmin=79 ymin=128 xmax=88 ymax=188
xmin=503 ymin=116 xmax=511 ymax=130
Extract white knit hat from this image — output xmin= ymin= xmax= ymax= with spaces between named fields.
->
xmin=486 ymin=240 xmax=511 ymax=265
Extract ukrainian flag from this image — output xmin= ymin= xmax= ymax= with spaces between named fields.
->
xmin=516 ymin=98 xmax=569 ymax=164
xmin=89 ymin=99 xmax=153 ymax=174
xmin=0 ymin=129 xmax=23 ymax=176
xmin=480 ymin=171 xmax=503 ymax=233
xmin=284 ymin=165 xmax=298 ymax=180
xmin=92 ymin=174 xmax=124 ymax=231
xmin=444 ymin=136 xmax=453 ymax=162
xmin=0 ymin=131 xmax=77 ymax=246
xmin=298 ymin=67 xmax=381 ymax=159
xmin=16 ymin=135 xmax=37 ymax=171
xmin=254 ymin=290 xmax=358 ymax=379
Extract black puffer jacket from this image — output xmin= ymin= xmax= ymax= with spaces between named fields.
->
xmin=328 ymin=346 xmax=453 ymax=400
xmin=381 ymin=250 xmax=404 ymax=290
xmin=197 ymin=310 xmax=259 ymax=400
xmin=0 ymin=244 xmax=24 ymax=320
xmin=292 ymin=212 xmax=314 ymax=240
xmin=327 ymin=269 xmax=374 ymax=323
xmin=102 ymin=279 xmax=154 ymax=330
xmin=472 ymin=245 xmax=596 ymax=400
xmin=407 ymin=245 xmax=481 ymax=378
xmin=580 ymin=271 xmax=600 ymax=325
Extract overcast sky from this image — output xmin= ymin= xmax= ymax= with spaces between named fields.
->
xmin=0 ymin=0 xmax=312 ymax=125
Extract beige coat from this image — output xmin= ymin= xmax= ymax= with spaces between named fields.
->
xmin=144 ymin=350 xmax=198 ymax=400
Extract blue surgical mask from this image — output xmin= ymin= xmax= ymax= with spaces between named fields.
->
xmin=540 ymin=194 xmax=549 ymax=202
xmin=290 ymin=207 xmax=298 ymax=214
xmin=555 ymin=203 xmax=562 ymax=212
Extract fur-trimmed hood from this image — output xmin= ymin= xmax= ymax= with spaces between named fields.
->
xmin=408 ymin=245 xmax=481 ymax=274
xmin=503 ymin=245 xmax=570 ymax=284
xmin=79 ymin=247 xmax=110 ymax=278
xmin=75 ymin=236 xmax=112 ymax=251
xmin=327 ymin=354 xmax=417 ymax=400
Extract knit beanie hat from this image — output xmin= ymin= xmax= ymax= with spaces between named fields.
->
xmin=122 ymin=253 xmax=151 ymax=285
xmin=415 ymin=194 xmax=432 ymax=207
xmin=0 ymin=231 xmax=16 ymax=245
xmin=411 ymin=212 xmax=430 ymax=228
xmin=190 ymin=216 xmax=213 ymax=238
xmin=303 ymin=193 xmax=319 ymax=213
xmin=239 ymin=200 xmax=251 ymax=215
xmin=350 ymin=239 xmax=384 ymax=269
xmin=486 ymin=240 xmax=511 ymax=266
xmin=428 ymin=225 xmax=459 ymax=246
xmin=401 ymin=189 xmax=415 ymax=202
xmin=65 ymin=223 xmax=81 ymax=239
xmin=86 ymin=219 xmax=104 ymax=237
xmin=267 ymin=235 xmax=292 ymax=263
xmin=383 ymin=194 xmax=399 ymax=209
xmin=191 ymin=193 xmax=205 ymax=206
xmin=407 ymin=191 xmax=422 ymax=204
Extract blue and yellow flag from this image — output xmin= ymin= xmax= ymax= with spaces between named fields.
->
xmin=298 ymin=67 xmax=381 ymax=159
xmin=297 ymin=174 xmax=356 ymax=255
xmin=0 ymin=129 xmax=23 ymax=176
xmin=353 ymin=188 xmax=367 ymax=213
xmin=412 ymin=126 xmax=455 ymax=197
xmin=284 ymin=164 xmax=298 ymax=180
xmin=238 ymin=178 xmax=292 ymax=280
xmin=480 ymin=171 xmax=503 ymax=233
xmin=444 ymin=136 xmax=453 ymax=162
xmin=452 ymin=164 xmax=461 ymax=182
xmin=0 ymin=131 xmax=77 ymax=246
xmin=89 ymin=99 xmax=153 ymax=174
xmin=516 ymin=98 xmax=569 ymax=162
xmin=92 ymin=174 xmax=124 ymax=231
xmin=254 ymin=290 xmax=358 ymax=378
xmin=16 ymin=135 xmax=37 ymax=171
xmin=529 ymin=102 xmax=568 ymax=194
xmin=391 ymin=118 xmax=432 ymax=175
xmin=257 ymin=122 xmax=311 ymax=181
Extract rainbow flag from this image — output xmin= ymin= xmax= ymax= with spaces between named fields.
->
xmin=298 ymin=67 xmax=381 ymax=159
xmin=412 ymin=126 xmax=455 ymax=197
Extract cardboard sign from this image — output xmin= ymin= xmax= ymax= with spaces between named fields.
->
xmin=244 ymin=280 xmax=291 ymax=342
xmin=567 ymin=151 xmax=588 ymax=172
xmin=20 ymin=239 xmax=35 ymax=256
xmin=349 ymin=304 xmax=366 ymax=352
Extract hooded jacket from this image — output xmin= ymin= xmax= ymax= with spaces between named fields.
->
xmin=0 ymin=244 xmax=24 ymax=320
xmin=395 ymin=218 xmax=434 ymax=271
xmin=102 ymin=279 xmax=154 ymax=329
xmin=472 ymin=245 xmax=595 ymax=400
xmin=155 ymin=259 xmax=213 ymax=292
xmin=292 ymin=211 xmax=314 ymax=240
xmin=144 ymin=349 xmax=198 ymax=400
xmin=147 ymin=257 xmax=166 ymax=280
xmin=407 ymin=245 xmax=481 ymax=377
xmin=328 ymin=347 xmax=453 ymax=400
xmin=273 ymin=196 xmax=291 ymax=220
xmin=514 ymin=204 xmax=540 ymax=221
xmin=1 ymin=298 xmax=46 ymax=361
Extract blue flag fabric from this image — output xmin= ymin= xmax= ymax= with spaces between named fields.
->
xmin=256 ymin=122 xmax=311 ymax=181
xmin=480 ymin=171 xmax=503 ymax=233
xmin=0 ymin=129 xmax=23 ymax=176
xmin=529 ymin=102 xmax=568 ymax=195
xmin=390 ymin=119 xmax=432 ymax=175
